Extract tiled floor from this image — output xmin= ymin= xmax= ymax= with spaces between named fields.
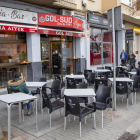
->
xmin=0 ymin=86 xmax=140 ymax=140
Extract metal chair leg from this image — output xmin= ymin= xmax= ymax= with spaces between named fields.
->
xmin=59 ymin=109 xmax=61 ymax=117
xmin=22 ymin=109 xmax=24 ymax=123
xmin=74 ymin=116 xmax=75 ymax=121
xmin=102 ymin=110 xmax=103 ymax=129
xmin=50 ymin=114 xmax=51 ymax=128
xmin=111 ymin=108 xmax=113 ymax=121
xmin=85 ymin=116 xmax=87 ymax=124
xmin=93 ymin=113 xmax=96 ymax=129
xmin=80 ymin=121 xmax=81 ymax=138
xmin=135 ymin=91 xmax=136 ymax=104
xmin=68 ymin=115 xmax=70 ymax=122
xmin=127 ymin=98 xmax=129 ymax=110
xmin=132 ymin=92 xmax=134 ymax=105
xmin=42 ymin=109 xmax=44 ymax=122
xmin=122 ymin=95 xmax=124 ymax=102
xmin=64 ymin=117 xmax=66 ymax=131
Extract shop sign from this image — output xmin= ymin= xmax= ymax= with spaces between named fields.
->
xmin=38 ymin=27 xmax=85 ymax=37
xmin=126 ymin=29 xmax=133 ymax=40
xmin=0 ymin=23 xmax=37 ymax=33
xmin=0 ymin=6 xmax=37 ymax=25
xmin=38 ymin=13 xmax=84 ymax=30
xmin=134 ymin=27 xmax=140 ymax=34
xmin=73 ymin=17 xmax=84 ymax=30
xmin=87 ymin=13 xmax=108 ymax=26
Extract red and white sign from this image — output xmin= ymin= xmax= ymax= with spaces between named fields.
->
xmin=38 ymin=27 xmax=85 ymax=37
xmin=0 ymin=23 xmax=37 ymax=33
xmin=0 ymin=6 xmax=37 ymax=25
xmin=39 ymin=13 xmax=73 ymax=28
xmin=73 ymin=17 xmax=84 ymax=30
xmin=38 ymin=13 xmax=84 ymax=31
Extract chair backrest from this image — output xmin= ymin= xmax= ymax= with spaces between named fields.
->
xmin=131 ymin=69 xmax=136 ymax=72
xmin=133 ymin=75 xmax=140 ymax=88
xmin=116 ymin=67 xmax=120 ymax=74
xmin=123 ymin=72 xmax=129 ymax=77
xmin=97 ymin=67 xmax=104 ymax=69
xmin=84 ymin=70 xmax=92 ymax=79
xmin=105 ymin=66 xmax=112 ymax=70
xmin=77 ymin=83 xmax=88 ymax=88
xmin=4 ymin=81 xmax=10 ymax=94
xmin=77 ymin=71 xmax=83 ymax=75
xmin=54 ymin=75 xmax=61 ymax=80
xmin=51 ymin=80 xmax=61 ymax=90
xmin=87 ymin=72 xmax=96 ymax=81
xmin=117 ymin=74 xmax=125 ymax=77
xmin=39 ymin=77 xmax=47 ymax=82
xmin=65 ymin=95 xmax=80 ymax=116
xmin=67 ymin=78 xmax=76 ymax=89
xmin=95 ymin=79 xmax=108 ymax=91
xmin=105 ymin=71 xmax=113 ymax=79
xmin=96 ymin=85 xmax=111 ymax=103
xmin=9 ymin=88 xmax=20 ymax=94
xmin=42 ymin=91 xmax=51 ymax=109
xmin=116 ymin=81 xmax=128 ymax=94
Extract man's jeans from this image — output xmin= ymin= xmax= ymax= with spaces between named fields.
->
xmin=27 ymin=91 xmax=31 ymax=110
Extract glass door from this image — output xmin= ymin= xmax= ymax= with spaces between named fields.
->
xmin=51 ymin=41 xmax=61 ymax=75
xmin=103 ymin=43 xmax=112 ymax=64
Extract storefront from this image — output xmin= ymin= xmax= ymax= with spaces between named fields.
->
xmin=86 ymin=13 xmax=125 ymax=69
xmin=38 ymin=13 xmax=85 ymax=78
xmin=86 ymin=13 xmax=114 ymax=69
xmin=0 ymin=6 xmax=37 ymax=87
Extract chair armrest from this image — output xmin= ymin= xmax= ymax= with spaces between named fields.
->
xmin=48 ymin=92 xmax=57 ymax=99
xmin=43 ymin=86 xmax=52 ymax=90
xmin=84 ymin=102 xmax=96 ymax=112
xmin=106 ymin=97 xmax=112 ymax=106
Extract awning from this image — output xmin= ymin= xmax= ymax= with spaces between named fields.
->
xmin=38 ymin=27 xmax=85 ymax=37
xmin=0 ymin=22 xmax=37 ymax=33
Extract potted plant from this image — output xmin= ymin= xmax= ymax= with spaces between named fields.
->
xmin=8 ymin=55 xmax=12 ymax=63
xmin=19 ymin=51 xmax=26 ymax=62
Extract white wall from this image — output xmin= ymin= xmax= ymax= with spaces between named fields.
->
xmin=26 ymin=32 xmax=41 ymax=62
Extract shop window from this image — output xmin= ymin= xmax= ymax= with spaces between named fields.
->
xmin=90 ymin=42 xmax=101 ymax=65
xmin=0 ymin=31 xmax=26 ymax=63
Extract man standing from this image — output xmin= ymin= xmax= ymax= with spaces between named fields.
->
xmin=129 ymin=51 xmax=136 ymax=68
xmin=120 ymin=49 xmax=128 ymax=66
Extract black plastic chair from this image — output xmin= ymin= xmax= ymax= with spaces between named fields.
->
xmin=31 ymin=77 xmax=47 ymax=96
xmin=77 ymin=83 xmax=88 ymax=105
xmin=75 ymin=71 xmax=83 ymax=84
xmin=131 ymin=75 xmax=140 ymax=104
xmin=87 ymin=72 xmax=96 ymax=86
xmin=84 ymin=70 xmax=92 ymax=80
xmin=64 ymin=95 xmax=96 ymax=138
xmin=54 ymin=75 xmax=65 ymax=88
xmin=116 ymin=67 xmax=120 ymax=76
xmin=105 ymin=71 xmax=113 ymax=79
xmin=131 ymin=69 xmax=136 ymax=72
xmin=45 ymin=80 xmax=62 ymax=99
xmin=116 ymin=81 xmax=133 ymax=109
xmin=87 ymin=85 xmax=112 ymax=128
xmin=105 ymin=66 xmax=112 ymax=70
xmin=117 ymin=74 xmax=125 ymax=77
xmin=66 ymin=78 xmax=76 ymax=89
xmin=42 ymin=91 xmax=64 ymax=128
xmin=97 ymin=67 xmax=105 ymax=78
xmin=95 ymin=79 xmax=108 ymax=92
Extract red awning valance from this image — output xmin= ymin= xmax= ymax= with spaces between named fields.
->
xmin=0 ymin=23 xmax=37 ymax=33
xmin=38 ymin=27 xmax=85 ymax=37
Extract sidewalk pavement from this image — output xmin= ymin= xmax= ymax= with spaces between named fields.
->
xmin=1 ymin=88 xmax=140 ymax=140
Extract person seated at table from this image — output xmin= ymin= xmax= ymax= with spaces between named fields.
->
xmin=8 ymin=72 xmax=32 ymax=116
xmin=136 ymin=61 xmax=140 ymax=76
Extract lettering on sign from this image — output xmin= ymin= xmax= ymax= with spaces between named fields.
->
xmin=0 ymin=6 xmax=37 ymax=24
xmin=0 ymin=25 xmax=37 ymax=33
